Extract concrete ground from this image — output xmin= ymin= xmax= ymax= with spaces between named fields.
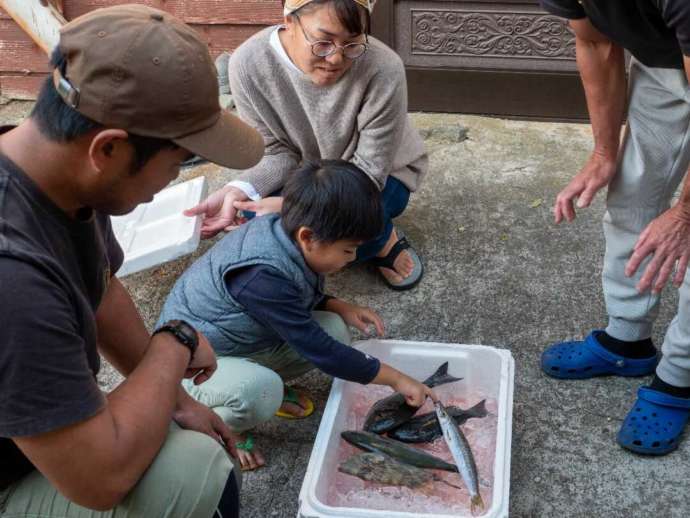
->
xmin=2 ymin=99 xmax=688 ymax=517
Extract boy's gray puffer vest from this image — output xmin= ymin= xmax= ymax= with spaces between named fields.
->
xmin=157 ymin=214 xmax=324 ymax=355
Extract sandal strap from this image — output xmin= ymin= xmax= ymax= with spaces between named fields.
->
xmin=236 ymin=433 xmax=255 ymax=451
xmin=370 ymin=236 xmax=411 ymax=270
xmin=638 ymin=387 xmax=690 ymax=410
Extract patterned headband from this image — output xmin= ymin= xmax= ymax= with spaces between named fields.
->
xmin=283 ymin=0 xmax=376 ymax=16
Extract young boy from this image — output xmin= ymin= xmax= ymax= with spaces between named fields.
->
xmin=158 ymin=159 xmax=435 ymax=470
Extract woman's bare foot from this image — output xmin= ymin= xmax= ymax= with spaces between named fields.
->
xmin=376 ymin=228 xmax=415 ymax=284
xmin=230 ymin=432 xmax=266 ymax=471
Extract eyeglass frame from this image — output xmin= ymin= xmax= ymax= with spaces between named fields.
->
xmin=294 ymin=16 xmax=369 ymax=60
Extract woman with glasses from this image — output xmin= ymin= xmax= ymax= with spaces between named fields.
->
xmin=187 ymin=0 xmax=428 ymax=292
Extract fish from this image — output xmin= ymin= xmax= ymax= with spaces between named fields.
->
xmin=363 ymin=362 xmax=462 ymax=434
xmin=338 ymin=452 xmax=463 ymax=490
xmin=341 ymin=430 xmax=458 ymax=472
xmin=388 ymin=400 xmax=488 ymax=443
xmin=435 ymin=401 xmax=484 ymax=514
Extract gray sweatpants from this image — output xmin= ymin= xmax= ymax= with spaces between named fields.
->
xmin=182 ymin=311 xmax=352 ymax=432
xmin=603 ymin=58 xmax=690 ymax=386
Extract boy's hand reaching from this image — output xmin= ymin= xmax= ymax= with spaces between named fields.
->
xmin=393 ymin=373 xmax=438 ymax=407
xmin=327 ymin=299 xmax=385 ymax=337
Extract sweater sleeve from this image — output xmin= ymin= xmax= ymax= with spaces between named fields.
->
xmin=351 ymin=54 xmax=409 ymax=190
xmin=226 ymin=266 xmax=381 ymax=384
xmin=539 ymin=0 xmax=587 ymax=19
xmin=228 ymin=53 xmax=300 ymax=197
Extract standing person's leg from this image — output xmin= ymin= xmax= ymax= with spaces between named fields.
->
xmin=1 ymin=424 xmax=238 ymax=518
xmin=356 ymin=176 xmax=424 ymax=290
xmin=541 ymin=59 xmax=690 ymax=379
xmin=604 ymin=61 xmax=690 ymax=346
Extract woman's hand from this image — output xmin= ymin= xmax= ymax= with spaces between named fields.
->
xmin=327 ymin=299 xmax=385 ymax=337
xmin=184 ymin=186 xmax=248 ymax=239
xmin=233 ymin=197 xmax=284 ymax=218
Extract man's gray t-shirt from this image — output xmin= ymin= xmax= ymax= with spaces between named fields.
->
xmin=0 ymin=149 xmax=123 ymax=490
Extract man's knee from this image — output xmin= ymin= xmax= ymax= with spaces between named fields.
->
xmin=125 ymin=427 xmax=236 ymax=517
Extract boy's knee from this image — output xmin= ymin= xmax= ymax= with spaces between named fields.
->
xmin=315 ymin=311 xmax=352 ymax=345
xmin=213 ymin=368 xmax=283 ymax=430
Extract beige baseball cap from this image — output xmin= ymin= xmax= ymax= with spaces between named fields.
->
xmin=53 ymin=4 xmax=263 ymax=169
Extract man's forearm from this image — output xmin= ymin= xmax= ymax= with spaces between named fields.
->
xmin=96 ymin=277 xmax=194 ymax=410
xmin=574 ymin=25 xmax=626 ymax=161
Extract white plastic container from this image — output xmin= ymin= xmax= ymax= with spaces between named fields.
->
xmin=111 ymin=176 xmax=207 ymax=277
xmin=298 ymin=340 xmax=514 ymax=518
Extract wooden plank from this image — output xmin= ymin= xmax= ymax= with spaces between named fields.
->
xmin=0 ymin=19 xmax=51 ymax=73
xmin=0 ymin=73 xmax=47 ymax=99
xmin=183 ymin=1 xmax=282 ymax=25
xmin=65 ymin=0 xmax=282 ymax=25
xmin=192 ymin=24 xmax=266 ymax=56
xmin=0 ymin=0 xmax=67 ymax=53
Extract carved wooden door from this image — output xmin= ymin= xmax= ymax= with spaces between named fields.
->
xmin=371 ymin=0 xmax=587 ymax=120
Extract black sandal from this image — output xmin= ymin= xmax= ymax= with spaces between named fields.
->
xmin=369 ymin=229 xmax=424 ymax=291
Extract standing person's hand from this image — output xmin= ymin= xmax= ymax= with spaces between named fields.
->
xmin=625 ymin=205 xmax=690 ymax=293
xmin=184 ymin=186 xmax=249 ymax=239
xmin=554 ymin=152 xmax=618 ymax=223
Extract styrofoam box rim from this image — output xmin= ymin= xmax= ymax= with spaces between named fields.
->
xmin=113 ymin=176 xmax=207 ymax=277
xmin=298 ymin=340 xmax=514 ymax=518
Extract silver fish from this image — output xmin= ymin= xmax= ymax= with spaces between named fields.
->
xmin=435 ymin=400 xmax=484 ymax=514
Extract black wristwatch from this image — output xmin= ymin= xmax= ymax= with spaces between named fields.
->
xmin=153 ymin=319 xmax=198 ymax=362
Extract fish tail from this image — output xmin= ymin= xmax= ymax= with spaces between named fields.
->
xmin=425 ymin=362 xmax=462 ymax=387
xmin=470 ymin=494 xmax=485 ymax=515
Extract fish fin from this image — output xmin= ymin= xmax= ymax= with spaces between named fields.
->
xmin=424 ymin=361 xmax=463 ymax=387
xmin=470 ymin=494 xmax=485 ymax=515
xmin=469 ymin=399 xmax=488 ymax=418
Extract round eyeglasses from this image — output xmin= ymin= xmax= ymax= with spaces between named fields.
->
xmin=296 ymin=18 xmax=369 ymax=60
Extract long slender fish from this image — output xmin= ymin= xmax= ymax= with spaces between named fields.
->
xmin=363 ymin=362 xmax=462 ymax=434
xmin=389 ymin=400 xmax=488 ymax=443
xmin=339 ymin=452 xmax=463 ymax=490
xmin=341 ymin=430 xmax=458 ymax=472
xmin=435 ymin=401 xmax=484 ymax=514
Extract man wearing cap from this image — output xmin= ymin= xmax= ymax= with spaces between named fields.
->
xmin=0 ymin=4 xmax=262 ymax=517
xmin=539 ymin=1 xmax=690 ymax=455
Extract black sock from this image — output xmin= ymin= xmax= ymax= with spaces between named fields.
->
xmin=650 ymin=375 xmax=690 ymax=399
xmin=596 ymin=331 xmax=656 ymax=359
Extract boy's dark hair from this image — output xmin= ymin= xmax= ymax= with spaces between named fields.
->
xmin=281 ymin=159 xmax=383 ymax=243
xmin=31 ymin=47 xmax=177 ymax=174
xmin=284 ymin=0 xmax=370 ymax=35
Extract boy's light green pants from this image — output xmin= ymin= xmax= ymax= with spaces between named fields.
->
xmin=0 ymin=424 xmax=237 ymax=518
xmin=182 ymin=311 xmax=352 ymax=432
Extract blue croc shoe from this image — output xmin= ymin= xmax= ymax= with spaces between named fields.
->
xmin=617 ymin=387 xmax=690 ymax=455
xmin=541 ymin=330 xmax=658 ymax=379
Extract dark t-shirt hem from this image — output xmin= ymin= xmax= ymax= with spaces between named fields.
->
xmin=0 ymin=392 xmax=105 ymax=438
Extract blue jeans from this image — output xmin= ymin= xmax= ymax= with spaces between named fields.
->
xmin=243 ymin=176 xmax=410 ymax=262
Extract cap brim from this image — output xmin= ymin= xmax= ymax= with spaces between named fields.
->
xmin=174 ymin=110 xmax=264 ymax=170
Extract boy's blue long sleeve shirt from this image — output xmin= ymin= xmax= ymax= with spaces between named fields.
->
xmin=225 ymin=265 xmax=381 ymax=384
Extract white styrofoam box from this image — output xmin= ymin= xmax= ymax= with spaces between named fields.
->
xmin=298 ymin=340 xmax=514 ymax=518
xmin=111 ymin=176 xmax=208 ymax=277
